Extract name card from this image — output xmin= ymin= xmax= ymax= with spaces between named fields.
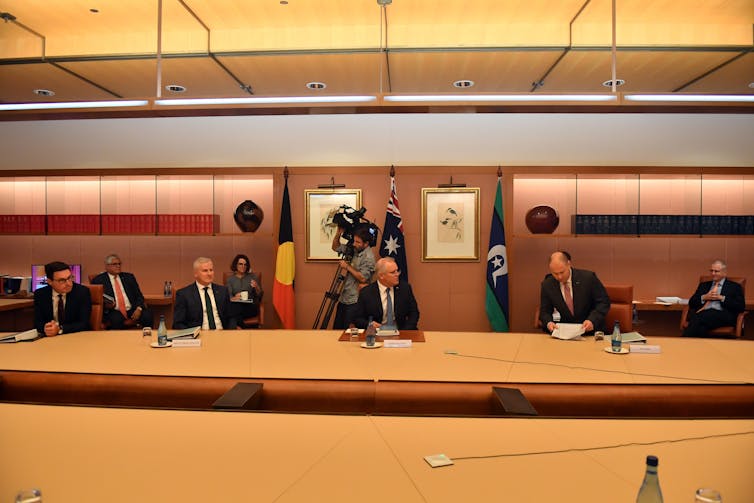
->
xmin=629 ymin=344 xmax=660 ymax=353
xmin=383 ymin=339 xmax=412 ymax=348
xmin=172 ymin=339 xmax=202 ymax=348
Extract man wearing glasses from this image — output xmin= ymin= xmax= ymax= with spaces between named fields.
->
xmin=91 ymin=254 xmax=153 ymax=329
xmin=33 ymin=261 xmax=92 ymax=336
xmin=683 ymin=259 xmax=745 ymax=337
xmin=353 ymin=257 xmax=419 ymax=330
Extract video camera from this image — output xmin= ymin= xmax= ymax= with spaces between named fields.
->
xmin=332 ymin=205 xmax=380 ymax=259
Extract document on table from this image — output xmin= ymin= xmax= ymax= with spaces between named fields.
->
xmin=550 ymin=323 xmax=585 ymax=340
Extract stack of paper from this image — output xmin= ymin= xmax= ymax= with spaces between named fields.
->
xmin=550 ymin=323 xmax=584 ymax=340
xmin=167 ymin=326 xmax=201 ymax=340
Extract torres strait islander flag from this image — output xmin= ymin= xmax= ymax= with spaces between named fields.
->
xmin=379 ymin=176 xmax=409 ymax=280
xmin=273 ymin=177 xmax=296 ymax=329
xmin=485 ymin=177 xmax=510 ymax=332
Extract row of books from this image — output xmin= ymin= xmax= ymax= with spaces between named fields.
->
xmin=0 ymin=214 xmax=219 ymax=235
xmin=573 ymin=214 xmax=754 ymax=235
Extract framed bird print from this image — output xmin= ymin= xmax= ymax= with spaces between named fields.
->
xmin=421 ymin=187 xmax=480 ymax=261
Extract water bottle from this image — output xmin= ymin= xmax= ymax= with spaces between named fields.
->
xmin=157 ymin=315 xmax=168 ymax=346
xmin=611 ymin=320 xmax=622 ymax=352
xmin=636 ymin=455 xmax=663 ymax=503
xmin=163 ymin=281 xmax=170 ymax=297
xmin=552 ymin=308 xmax=561 ymax=323
xmin=364 ymin=316 xmax=376 ymax=347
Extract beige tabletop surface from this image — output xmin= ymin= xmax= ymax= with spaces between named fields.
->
xmin=1 ymin=403 xmax=752 ymax=503
xmin=1 ymin=329 xmax=753 ymax=384
xmin=0 ymin=298 xmax=33 ymax=312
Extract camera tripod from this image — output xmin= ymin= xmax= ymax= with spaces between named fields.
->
xmin=312 ymin=261 xmax=348 ymax=329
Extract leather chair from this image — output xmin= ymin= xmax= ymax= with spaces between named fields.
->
xmin=222 ymin=271 xmax=264 ymax=328
xmin=680 ymin=276 xmax=747 ymax=338
xmin=534 ymin=283 xmax=633 ymax=332
xmin=84 ymin=283 xmax=104 ymax=331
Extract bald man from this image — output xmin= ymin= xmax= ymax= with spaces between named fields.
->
xmin=539 ymin=251 xmax=610 ymax=334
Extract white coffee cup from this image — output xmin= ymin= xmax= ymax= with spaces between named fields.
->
xmin=239 ymin=291 xmax=249 ymax=300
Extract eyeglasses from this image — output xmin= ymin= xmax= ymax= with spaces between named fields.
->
xmin=107 ymin=262 xmax=122 ymax=266
xmin=53 ymin=276 xmax=74 ymax=284
xmin=386 ymin=269 xmax=401 ymax=275
xmin=709 ymin=269 xmax=723 ymax=273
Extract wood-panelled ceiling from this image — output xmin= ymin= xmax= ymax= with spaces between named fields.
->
xmin=0 ymin=0 xmax=752 ymax=109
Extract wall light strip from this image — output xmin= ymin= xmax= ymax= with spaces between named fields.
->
xmin=155 ymin=96 xmax=377 ymax=106
xmin=384 ymin=94 xmax=617 ymax=102
xmin=625 ymin=94 xmax=754 ymax=103
xmin=0 ymin=100 xmax=149 ymax=111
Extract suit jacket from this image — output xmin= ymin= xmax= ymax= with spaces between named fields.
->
xmin=34 ymin=283 xmax=92 ymax=335
xmin=539 ymin=268 xmax=610 ymax=333
xmin=687 ymin=278 xmax=745 ymax=324
xmin=91 ymin=271 xmax=147 ymax=314
xmin=173 ymin=282 xmax=231 ymax=329
xmin=354 ymin=281 xmax=420 ymax=330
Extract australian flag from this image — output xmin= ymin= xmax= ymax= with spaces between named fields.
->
xmin=485 ymin=177 xmax=509 ymax=331
xmin=380 ymin=176 xmax=409 ymax=281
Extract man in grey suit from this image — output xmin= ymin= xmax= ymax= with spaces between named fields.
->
xmin=683 ymin=259 xmax=745 ymax=337
xmin=91 ymin=254 xmax=153 ymax=329
xmin=173 ymin=257 xmax=231 ymax=330
xmin=539 ymin=251 xmax=610 ymax=334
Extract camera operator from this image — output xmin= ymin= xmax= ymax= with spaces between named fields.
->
xmin=331 ymin=224 xmax=376 ymax=329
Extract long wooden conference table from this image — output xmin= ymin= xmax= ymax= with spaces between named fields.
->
xmin=1 ymin=330 xmax=753 ymax=417
xmin=2 ymin=331 xmax=754 ymax=502
xmin=1 ymin=404 xmax=753 ymax=502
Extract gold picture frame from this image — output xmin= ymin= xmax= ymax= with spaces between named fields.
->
xmin=305 ymin=189 xmax=362 ymax=261
xmin=421 ymin=187 xmax=480 ymax=261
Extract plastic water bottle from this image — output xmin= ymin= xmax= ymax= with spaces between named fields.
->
xmin=157 ymin=315 xmax=168 ymax=346
xmin=364 ymin=316 xmax=376 ymax=347
xmin=636 ymin=455 xmax=663 ymax=502
xmin=163 ymin=281 xmax=170 ymax=297
xmin=611 ymin=320 xmax=622 ymax=352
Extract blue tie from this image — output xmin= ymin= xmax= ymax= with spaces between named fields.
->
xmin=385 ymin=288 xmax=395 ymax=327
xmin=204 ymin=287 xmax=216 ymax=329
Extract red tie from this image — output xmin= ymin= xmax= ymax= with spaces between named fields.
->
xmin=114 ymin=276 xmax=128 ymax=318
xmin=57 ymin=294 xmax=65 ymax=323
xmin=564 ymin=283 xmax=574 ymax=315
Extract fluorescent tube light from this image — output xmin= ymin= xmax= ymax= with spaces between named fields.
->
xmin=384 ymin=94 xmax=617 ymax=102
xmin=155 ymin=96 xmax=377 ymax=106
xmin=625 ymin=94 xmax=754 ymax=103
xmin=0 ymin=100 xmax=149 ymax=111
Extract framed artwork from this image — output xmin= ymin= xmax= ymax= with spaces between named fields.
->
xmin=305 ymin=189 xmax=362 ymax=261
xmin=421 ymin=187 xmax=480 ymax=261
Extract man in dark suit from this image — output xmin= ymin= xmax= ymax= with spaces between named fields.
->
xmin=34 ymin=261 xmax=92 ymax=336
xmin=539 ymin=251 xmax=610 ymax=334
xmin=173 ymin=257 xmax=231 ymax=330
xmin=683 ymin=259 xmax=745 ymax=337
xmin=91 ymin=254 xmax=153 ymax=329
xmin=354 ymin=257 xmax=419 ymax=330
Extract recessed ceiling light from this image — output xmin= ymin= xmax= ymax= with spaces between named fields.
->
xmin=602 ymin=79 xmax=625 ymax=87
xmin=453 ymin=80 xmax=475 ymax=89
xmin=33 ymin=89 xmax=55 ymax=97
xmin=165 ymin=84 xmax=186 ymax=93
xmin=748 ymin=82 xmax=754 ymax=89
xmin=306 ymin=82 xmax=327 ymax=90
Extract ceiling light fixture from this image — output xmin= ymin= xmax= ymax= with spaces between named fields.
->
xmin=0 ymin=100 xmax=149 ymax=111
xmin=452 ymin=80 xmax=475 ymax=89
xmin=384 ymin=94 xmax=617 ymax=103
xmin=306 ymin=82 xmax=327 ymax=90
xmin=624 ymin=94 xmax=754 ymax=103
xmin=165 ymin=84 xmax=186 ymax=93
xmin=33 ymin=89 xmax=55 ymax=97
xmin=155 ymin=96 xmax=377 ymax=106
xmin=602 ymin=79 xmax=625 ymax=87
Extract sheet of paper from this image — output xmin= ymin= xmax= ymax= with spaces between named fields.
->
xmin=550 ymin=323 xmax=585 ymax=340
